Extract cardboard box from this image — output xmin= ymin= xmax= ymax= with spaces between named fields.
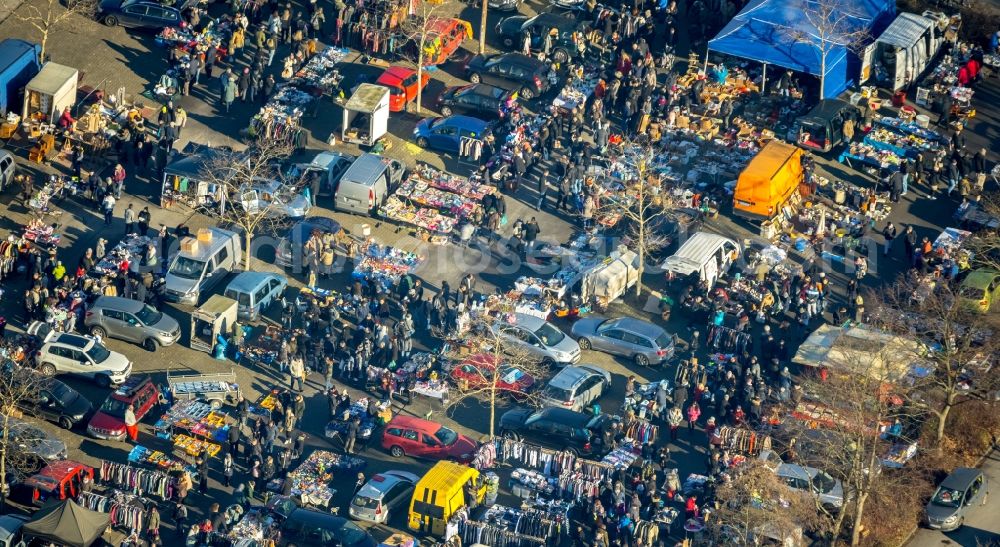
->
xmin=197 ymin=228 xmax=213 ymax=243
xmin=180 ymin=237 xmax=199 ymax=253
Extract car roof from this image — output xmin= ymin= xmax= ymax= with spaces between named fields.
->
xmin=536 ymin=407 xmax=592 ymax=427
xmin=310 ymin=151 xmax=354 ymax=169
xmin=93 ymin=296 xmax=145 ymax=313
xmin=109 ymin=375 xmax=154 ymax=402
xmin=53 ymin=333 xmax=94 ymax=350
xmin=292 ymin=216 xmax=342 ymax=239
xmin=435 ymin=115 xmax=489 ymax=132
xmin=227 ymin=271 xmax=282 ymax=292
xmin=387 ymin=415 xmax=441 ymax=432
xmin=378 ymin=66 xmax=416 ymax=86
xmin=608 ymin=317 xmax=666 ymax=339
xmin=494 ymin=53 xmax=545 ymax=68
xmin=23 ymin=460 xmax=91 ymax=491
xmin=510 ymin=312 xmax=546 ymax=330
xmin=549 ymin=365 xmax=598 ymax=389
xmin=285 ymin=507 xmax=349 ymax=528
xmin=776 ymin=463 xmax=819 ymax=480
xmin=963 ymin=269 xmax=1000 ymax=288
xmin=459 ymin=83 xmax=505 ymax=98
xmin=941 ymin=468 xmax=982 ymax=490
xmin=356 ymin=473 xmax=409 ymax=498
xmin=0 ymin=515 xmax=29 ymax=539
xmin=528 ymin=13 xmax=577 ymax=29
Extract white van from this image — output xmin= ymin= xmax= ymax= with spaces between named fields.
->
xmin=334 ymin=153 xmax=405 ymax=216
xmin=862 ymin=12 xmax=942 ymax=91
xmin=164 ymin=228 xmax=242 ymax=304
xmin=661 ymin=232 xmax=740 ymax=288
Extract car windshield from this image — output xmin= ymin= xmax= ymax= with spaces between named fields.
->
xmin=352 ymin=495 xmax=379 ymax=509
xmin=169 ymin=256 xmax=206 ymax=280
xmin=544 ymin=386 xmax=572 ymax=402
xmin=534 ymin=322 xmax=565 ymax=346
xmin=434 ymin=425 xmax=458 ymax=446
xmin=811 ymin=472 xmax=837 ymax=494
xmin=135 ymin=305 xmax=162 ymax=326
xmin=429 ymin=117 xmax=447 ymax=129
xmin=959 ymin=285 xmax=986 ymax=299
xmin=86 ymin=344 xmax=111 ymax=363
xmin=586 ymin=415 xmax=605 ymax=431
xmin=655 ymin=333 xmax=673 ymax=349
xmin=931 ymin=486 xmax=964 ymax=508
xmin=99 ymin=397 xmax=128 ymax=419
xmin=49 ymin=381 xmax=79 ymax=406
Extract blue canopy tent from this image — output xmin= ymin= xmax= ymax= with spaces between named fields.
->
xmin=708 ymin=0 xmax=895 ymax=98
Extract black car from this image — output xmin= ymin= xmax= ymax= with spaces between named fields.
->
xmin=465 ymin=53 xmax=554 ymax=100
xmin=437 ymin=84 xmax=512 ymax=118
xmin=499 ymin=407 xmax=610 ymax=456
xmin=10 ymin=372 xmax=92 ymax=430
xmin=98 ymin=0 xmax=187 ymax=28
xmin=273 ymin=502 xmax=377 ymax=547
xmin=496 ymin=13 xmax=582 ymax=63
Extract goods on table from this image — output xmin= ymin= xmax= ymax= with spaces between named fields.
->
xmin=394 ymin=178 xmax=481 ymax=219
xmin=552 ymin=73 xmax=598 ymax=111
xmin=127 ymin=445 xmax=189 ymax=472
xmin=92 ymin=234 xmax=157 ymax=275
xmin=353 ymin=243 xmax=423 ymax=289
xmin=601 ymin=445 xmax=640 ymax=469
xmin=28 ymin=176 xmax=77 ymax=213
xmin=380 ymin=196 xmax=457 ymax=234
xmin=412 ymin=166 xmax=496 ymax=200
xmin=278 ymin=450 xmax=364 ymax=507
xmin=479 ymin=290 xmax=553 ymax=320
xmin=881 ymin=441 xmax=918 ymax=468
xmin=155 ymin=399 xmax=231 ymax=444
xmin=22 ymin=218 xmax=61 ymax=248
xmin=412 ymin=379 xmax=449 ymax=400
xmin=173 ymin=433 xmax=221 ymax=457
xmin=226 ymin=509 xmax=279 ymax=544
xmin=288 ymin=47 xmax=349 ymax=93
xmin=324 ymin=397 xmax=389 ymax=440
xmin=840 ymin=141 xmax=904 ymax=170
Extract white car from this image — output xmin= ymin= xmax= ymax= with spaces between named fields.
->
xmin=348 ymin=470 xmax=419 ymax=524
xmin=28 ymin=321 xmax=132 ymax=387
xmin=238 ymin=180 xmax=311 ymax=220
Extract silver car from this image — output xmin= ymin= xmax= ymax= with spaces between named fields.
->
xmin=348 ymin=470 xmax=419 ymax=524
xmin=84 ymin=296 xmax=181 ymax=351
xmin=570 ymin=316 xmax=674 ymax=366
xmin=494 ymin=313 xmax=581 ymax=366
xmin=775 ymin=463 xmax=847 ymax=511
xmin=239 ymin=179 xmax=312 ymax=219
xmin=540 ymin=364 xmax=612 ymax=411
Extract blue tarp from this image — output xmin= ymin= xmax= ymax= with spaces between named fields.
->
xmin=708 ymin=0 xmax=895 ymax=98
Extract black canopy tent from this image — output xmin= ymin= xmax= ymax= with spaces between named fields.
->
xmin=22 ymin=499 xmax=110 ymax=547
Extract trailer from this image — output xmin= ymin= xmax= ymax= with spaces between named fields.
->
xmin=166 ymin=368 xmax=242 ymax=409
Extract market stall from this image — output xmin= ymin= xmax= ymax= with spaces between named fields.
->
xmin=266 ymin=450 xmax=365 ymax=508
xmin=190 ymin=295 xmax=238 ymax=354
xmin=22 ymin=62 xmax=78 ymax=124
xmin=91 ymin=233 xmax=158 ymax=276
xmin=160 ymin=143 xmax=227 ymax=209
xmin=352 ymin=242 xmax=423 ymax=291
xmin=341 ymin=83 xmax=389 ymax=147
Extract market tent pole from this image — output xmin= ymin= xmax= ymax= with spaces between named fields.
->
xmin=703 ymin=45 xmax=710 ymax=74
xmin=762 ymin=62 xmax=767 ymax=95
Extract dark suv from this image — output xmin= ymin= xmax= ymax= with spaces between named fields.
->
xmin=499 ymin=407 xmax=609 ymax=456
xmin=86 ymin=375 xmax=160 ymax=441
xmin=496 ymin=13 xmax=581 ymax=63
xmin=14 ymin=374 xmax=93 ymax=430
xmin=437 ymin=84 xmax=512 ymax=119
xmin=465 ymin=53 xmax=554 ymax=100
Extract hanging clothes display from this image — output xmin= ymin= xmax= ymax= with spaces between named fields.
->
xmin=99 ymin=460 xmax=176 ymax=500
xmin=707 ymin=324 xmax=752 ymax=353
xmin=714 ymin=426 xmax=772 ymax=455
xmin=77 ymin=490 xmax=148 ymax=533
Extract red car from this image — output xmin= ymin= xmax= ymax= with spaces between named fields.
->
xmin=451 ymin=353 xmax=535 ymax=395
xmin=376 ymin=66 xmax=431 ymax=112
xmin=19 ymin=460 xmax=94 ymax=507
xmin=421 ymin=17 xmax=473 ymax=66
xmin=87 ymin=375 xmax=160 ymax=441
xmin=381 ymin=415 xmax=478 ymax=463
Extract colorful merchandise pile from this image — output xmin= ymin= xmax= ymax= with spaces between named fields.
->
xmin=226 ymin=509 xmax=279 ymax=545
xmin=380 ymin=196 xmax=457 ymax=234
xmin=275 ymin=450 xmax=365 ymax=507
xmin=91 ymin=234 xmax=158 ymax=276
xmin=551 ymin=69 xmax=599 ymax=111
xmin=288 ymin=47 xmax=350 ymax=94
xmin=127 ymin=445 xmax=192 ymax=473
xmin=863 ymin=117 xmax=942 ymax=159
xmin=839 ymin=141 xmax=904 ymax=172
xmin=154 ymin=399 xmax=232 ymax=444
xmin=22 ymin=218 xmax=61 ymax=248
xmin=250 ymin=86 xmax=312 ymax=147
xmin=174 ymin=433 xmax=221 ymax=457
xmin=28 ymin=176 xmax=78 ymax=214
xmin=352 ymin=243 xmax=423 ymax=289
xmin=394 ymin=178 xmax=481 ymax=220
xmin=324 ymin=397 xmax=390 ymax=440
xmin=413 ymin=166 xmax=496 ymax=200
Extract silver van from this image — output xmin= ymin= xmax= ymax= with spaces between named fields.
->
xmin=0 ymin=150 xmax=15 ymax=192
xmin=224 ymin=271 xmax=287 ymax=321
xmin=85 ymin=296 xmax=181 ymax=351
xmin=334 ymin=153 xmax=406 ymax=216
xmin=164 ymin=227 xmax=242 ymax=304
xmin=661 ymin=232 xmax=740 ymax=288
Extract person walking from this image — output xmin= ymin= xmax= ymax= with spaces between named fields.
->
xmin=123 ymin=203 xmax=136 ymax=235
xmin=667 ymin=406 xmax=683 ymax=441
xmin=289 ymin=353 xmax=305 ymax=392
xmin=686 ymin=401 xmax=701 ymax=434
xmin=222 ymin=452 xmax=234 ymax=487
xmin=172 ymin=502 xmax=188 ymax=537
xmin=882 ymin=222 xmax=897 ymax=257
xmin=137 ymin=206 xmax=151 ymax=236
xmin=344 ymin=416 xmax=360 ymax=454
xmin=124 ymin=403 xmax=138 ymax=442
xmin=146 ymin=505 xmax=161 ymax=543
xmin=523 ymin=217 xmax=540 ymax=251
xmin=220 ymin=69 xmax=237 ymax=112
xmin=903 ymin=225 xmax=917 ymax=265
xmin=112 ymin=164 xmax=127 ymax=198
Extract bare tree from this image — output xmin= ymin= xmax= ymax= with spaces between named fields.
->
xmin=596 ymin=142 xmax=673 ymax=298
xmin=7 ymin=0 xmax=98 ymax=60
xmin=962 ymin=191 xmax=1000 ymax=272
xmin=869 ymin=276 xmax=1000 ymax=448
xmin=707 ymin=459 xmax=820 ymax=546
xmin=398 ymin=0 xmax=451 ymax=115
xmin=442 ymin=315 xmax=547 ymax=439
xmin=781 ymin=0 xmax=871 ymax=98
xmin=0 ymin=366 xmax=51 ymax=489
xmin=195 ymin=141 xmax=297 ymax=270
xmin=782 ymin=338 xmax=920 ymax=545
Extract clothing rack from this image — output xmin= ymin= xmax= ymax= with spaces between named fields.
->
xmin=496 ymin=438 xmax=577 ymax=477
xmin=633 ymin=519 xmax=659 ymax=545
xmin=99 ymin=460 xmax=176 ymax=500
xmin=622 ymin=419 xmax=658 ymax=444
xmin=715 ymin=426 xmax=772 ymax=455
xmin=707 ymin=324 xmax=751 ymax=353
xmin=457 ymin=519 xmax=548 ymax=547
xmin=77 ymin=490 xmax=147 ymax=533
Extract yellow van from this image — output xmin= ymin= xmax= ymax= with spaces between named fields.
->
xmin=408 ymin=461 xmax=485 ymax=536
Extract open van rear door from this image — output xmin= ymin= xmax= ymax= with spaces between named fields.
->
xmin=860 ymin=43 xmax=876 ymax=84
